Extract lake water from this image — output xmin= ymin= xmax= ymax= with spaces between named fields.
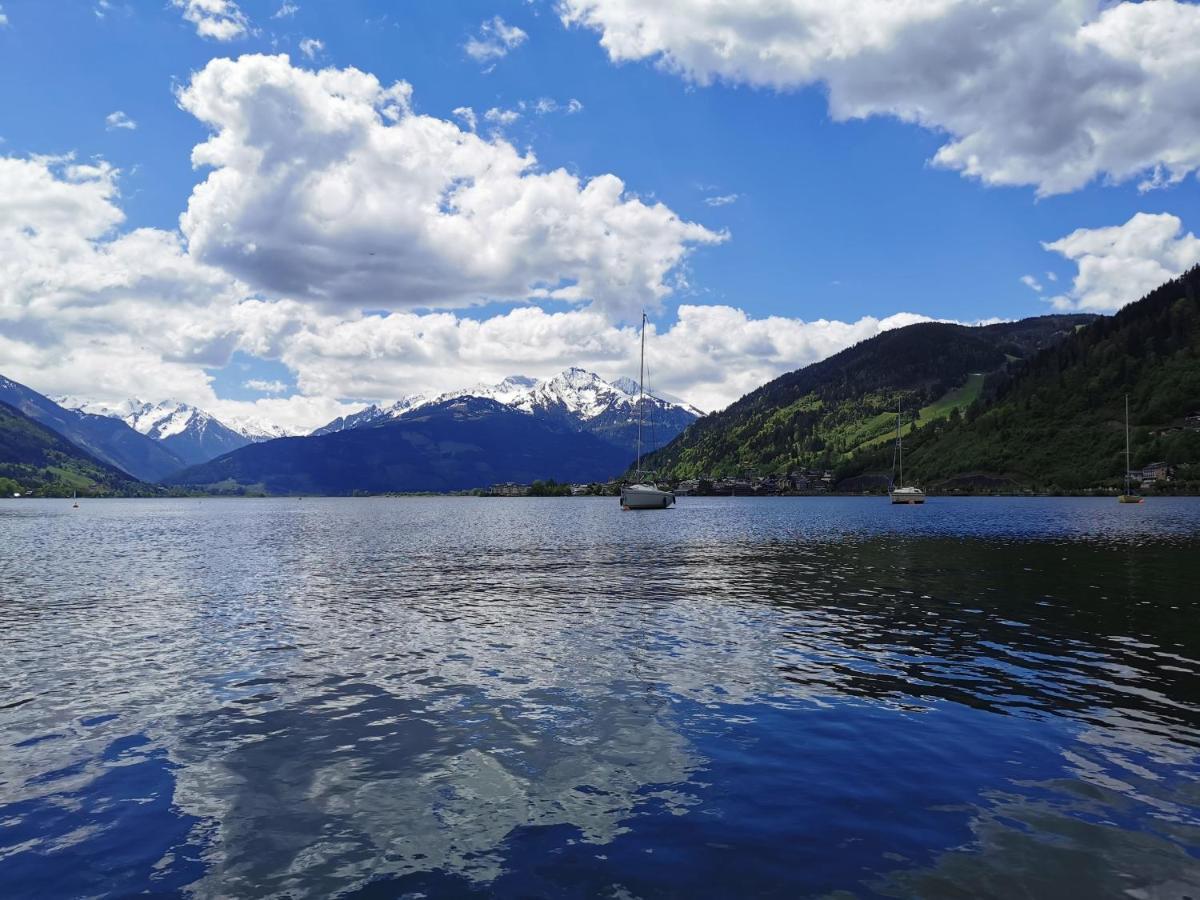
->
xmin=1 ymin=496 xmax=1199 ymax=898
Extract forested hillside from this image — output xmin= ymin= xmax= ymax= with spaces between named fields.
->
xmin=878 ymin=266 xmax=1200 ymax=491
xmin=642 ymin=315 xmax=1092 ymax=479
xmin=0 ymin=401 xmax=149 ymax=496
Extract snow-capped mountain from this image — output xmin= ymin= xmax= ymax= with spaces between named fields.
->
xmin=1 ymin=375 xmax=187 ymax=481
xmin=57 ymin=398 xmax=252 ymax=467
xmin=611 ymin=376 xmax=704 ymax=417
xmin=310 ymin=395 xmax=430 ymax=436
xmin=441 ymin=375 xmax=539 ymax=407
xmin=222 ymin=416 xmax=301 ymax=442
xmin=310 ymin=368 xmax=700 ymax=457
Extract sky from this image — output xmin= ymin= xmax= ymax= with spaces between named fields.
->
xmin=1 ymin=0 xmax=1198 ymax=432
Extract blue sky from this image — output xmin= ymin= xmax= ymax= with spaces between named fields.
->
xmin=1 ymin=0 xmax=1198 ymax=428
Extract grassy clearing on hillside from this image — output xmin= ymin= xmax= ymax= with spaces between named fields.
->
xmin=850 ymin=374 xmax=986 ymax=454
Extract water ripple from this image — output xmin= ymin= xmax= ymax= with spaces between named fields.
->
xmin=1 ymin=496 xmax=1198 ymax=898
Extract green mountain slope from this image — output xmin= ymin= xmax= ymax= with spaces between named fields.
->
xmin=0 ymin=400 xmax=149 ymax=496
xmin=879 ymin=266 xmax=1200 ymax=492
xmin=0 ymin=374 xmax=186 ymax=481
xmin=643 ymin=315 xmax=1093 ymax=479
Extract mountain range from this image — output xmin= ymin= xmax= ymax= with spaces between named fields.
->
xmin=166 ymin=396 xmax=634 ymax=495
xmin=312 ymin=367 xmax=699 ymax=459
xmin=6 ymin=271 xmax=1198 ymax=497
xmin=0 ymin=367 xmax=699 ymax=494
xmin=0 ymin=375 xmax=187 ymax=482
xmin=164 ymin=369 xmax=700 ymax=494
xmin=58 ymin=398 xmax=255 ymax=467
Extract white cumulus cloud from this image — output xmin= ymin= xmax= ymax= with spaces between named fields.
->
xmin=230 ymin=301 xmax=941 ymax=414
xmin=105 ymin=110 xmax=137 ymax=131
xmin=464 ymin=15 xmax=527 ymax=63
xmin=173 ymin=0 xmax=249 ymax=41
xmin=175 ymin=54 xmax=724 ymax=321
xmin=0 ymin=153 xmax=946 ymax=428
xmin=1044 ymin=212 xmax=1200 ymax=312
xmin=0 ymin=154 xmax=252 ymax=408
xmin=483 ymin=105 xmax=521 ymax=127
xmin=452 ymin=106 xmax=477 ymax=131
xmin=560 ymin=0 xmax=1200 ymax=196
xmin=298 ymin=37 xmax=323 ymax=59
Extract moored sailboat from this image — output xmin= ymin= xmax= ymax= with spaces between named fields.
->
xmin=889 ymin=397 xmax=926 ymax=505
xmin=621 ymin=313 xmax=675 ymax=510
xmin=1118 ymin=394 xmax=1144 ymax=504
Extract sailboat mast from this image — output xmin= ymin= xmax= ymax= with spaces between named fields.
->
xmin=1125 ymin=393 xmax=1131 ymax=493
xmin=897 ymin=397 xmax=903 ymax=488
xmin=636 ymin=311 xmax=646 ymax=475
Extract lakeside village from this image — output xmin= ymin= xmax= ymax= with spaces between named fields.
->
xmin=486 ymin=461 xmax=1179 ymax=498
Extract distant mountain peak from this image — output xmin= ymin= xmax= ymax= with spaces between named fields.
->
xmin=611 ymin=376 xmax=640 ymax=396
xmin=54 ymin=395 xmax=258 ymax=466
xmin=307 ymin=367 xmax=702 ymax=457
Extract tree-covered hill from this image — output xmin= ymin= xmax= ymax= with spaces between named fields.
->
xmin=0 ymin=374 xmax=186 ymax=481
xmin=877 ymin=266 xmax=1200 ymax=492
xmin=0 ymin=400 xmax=149 ymax=497
xmin=642 ymin=315 xmax=1093 ymax=479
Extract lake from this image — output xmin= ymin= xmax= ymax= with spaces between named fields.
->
xmin=1 ymin=496 xmax=1199 ymax=898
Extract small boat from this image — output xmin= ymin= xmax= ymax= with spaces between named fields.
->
xmin=72 ymin=490 xmax=78 ymax=509
xmin=621 ymin=482 xmax=675 ymax=509
xmin=1118 ymin=394 xmax=1143 ymax=504
xmin=889 ymin=397 xmax=925 ymax=504
xmin=620 ymin=312 xmax=675 ymax=511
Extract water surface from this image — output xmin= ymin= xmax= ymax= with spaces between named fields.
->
xmin=1 ymin=497 xmax=1199 ymax=898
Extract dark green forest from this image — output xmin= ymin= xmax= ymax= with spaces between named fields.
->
xmin=879 ymin=266 xmax=1200 ymax=492
xmin=643 ymin=266 xmax=1200 ymax=493
xmin=642 ymin=315 xmax=1092 ymax=480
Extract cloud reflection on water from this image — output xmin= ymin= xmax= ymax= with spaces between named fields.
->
xmin=1 ymin=497 xmax=1199 ymax=897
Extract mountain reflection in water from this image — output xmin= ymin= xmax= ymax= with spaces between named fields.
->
xmin=1 ymin=497 xmax=1198 ymax=898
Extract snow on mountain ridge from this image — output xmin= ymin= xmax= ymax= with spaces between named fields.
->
xmin=59 ymin=397 xmax=224 ymax=441
xmin=223 ymin=416 xmax=299 ymax=441
xmin=309 ymin=368 xmax=698 ymax=435
xmin=58 ymin=396 xmax=296 ymax=443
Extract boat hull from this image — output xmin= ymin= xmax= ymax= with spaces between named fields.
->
xmin=1118 ymin=494 xmax=1144 ymax=504
xmin=890 ymin=488 xmax=926 ymax=505
xmin=621 ymin=485 xmax=675 ymax=510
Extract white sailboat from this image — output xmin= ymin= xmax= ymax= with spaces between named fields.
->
xmin=889 ymin=397 xmax=926 ymax=504
xmin=1118 ymin=393 xmax=1143 ymax=504
xmin=621 ymin=313 xmax=675 ymax=510
xmin=72 ymin=490 xmax=78 ymax=509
